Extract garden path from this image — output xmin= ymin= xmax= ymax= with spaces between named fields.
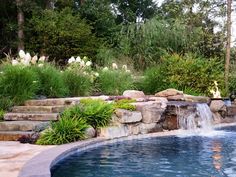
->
xmin=0 ymin=141 xmax=54 ymax=177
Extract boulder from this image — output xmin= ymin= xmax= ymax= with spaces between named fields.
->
xmin=184 ymin=94 xmax=210 ymax=103
xmin=147 ymin=97 xmax=168 ymax=109
xmin=123 ymin=90 xmax=145 ymax=99
xmin=167 ymin=94 xmax=184 ymax=101
xmin=98 ymin=125 xmax=129 ymax=139
xmin=155 ymin=88 xmax=183 ymax=97
xmin=141 ymin=105 xmax=165 ymax=123
xmin=84 ymin=126 xmax=96 ymax=139
xmin=115 ymin=109 xmax=142 ymax=123
xmin=139 ymin=123 xmax=162 ymax=134
xmin=210 ymin=100 xmax=226 ymax=113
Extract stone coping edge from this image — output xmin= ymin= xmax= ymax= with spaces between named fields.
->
xmin=18 ymin=122 xmax=236 ymax=177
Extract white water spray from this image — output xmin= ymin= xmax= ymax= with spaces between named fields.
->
xmin=177 ymin=103 xmax=214 ymax=135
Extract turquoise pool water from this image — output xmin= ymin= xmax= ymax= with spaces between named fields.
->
xmin=52 ymin=126 xmax=236 ymax=177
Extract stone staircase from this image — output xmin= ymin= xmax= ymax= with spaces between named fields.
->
xmin=0 ymin=96 xmax=109 ymax=141
xmin=0 ymin=98 xmax=71 ymax=141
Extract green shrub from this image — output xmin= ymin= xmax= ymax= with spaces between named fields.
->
xmin=0 ymin=109 xmax=5 ymax=121
xmin=141 ymin=54 xmax=224 ymax=96
xmin=33 ymin=64 xmax=68 ymax=98
xmin=63 ymin=69 xmax=92 ymax=97
xmin=62 ymin=99 xmax=114 ymax=128
xmin=113 ymin=99 xmax=136 ymax=111
xmin=97 ymin=69 xmax=133 ymax=95
xmin=36 ymin=118 xmax=88 ymax=145
xmin=0 ymin=64 xmax=39 ymax=105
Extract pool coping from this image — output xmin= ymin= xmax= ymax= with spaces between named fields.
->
xmin=18 ymin=122 xmax=236 ymax=177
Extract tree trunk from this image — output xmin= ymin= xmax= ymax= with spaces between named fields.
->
xmin=80 ymin=0 xmax=85 ymax=6
xmin=225 ymin=0 xmax=232 ymax=94
xmin=16 ymin=0 xmax=24 ymax=51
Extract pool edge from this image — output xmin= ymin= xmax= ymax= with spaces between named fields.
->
xmin=18 ymin=122 xmax=236 ymax=177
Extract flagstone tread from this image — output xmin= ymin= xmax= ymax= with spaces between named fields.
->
xmin=4 ymin=113 xmax=59 ymax=121
xmin=0 ymin=131 xmax=34 ymax=141
xmin=12 ymin=106 xmax=66 ymax=113
xmin=0 ymin=121 xmax=49 ymax=131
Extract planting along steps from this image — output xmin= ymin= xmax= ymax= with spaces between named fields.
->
xmin=0 ymin=98 xmax=75 ymax=141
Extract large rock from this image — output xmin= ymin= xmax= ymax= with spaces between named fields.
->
xmin=147 ymin=97 xmax=168 ymax=109
xmin=184 ymin=94 xmax=210 ymax=103
xmin=139 ymin=123 xmax=162 ymax=134
xmin=98 ymin=125 xmax=129 ymax=139
xmin=155 ymin=89 xmax=183 ymax=97
xmin=123 ymin=90 xmax=145 ymax=99
xmin=115 ymin=109 xmax=142 ymax=123
xmin=210 ymin=100 xmax=226 ymax=113
xmin=141 ymin=105 xmax=165 ymax=123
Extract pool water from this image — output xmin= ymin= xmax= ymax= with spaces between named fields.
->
xmin=52 ymin=126 xmax=236 ymax=177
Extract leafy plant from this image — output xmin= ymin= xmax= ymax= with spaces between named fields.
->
xmin=0 ymin=96 xmax=13 ymax=111
xmin=33 ymin=64 xmax=69 ymax=98
xmin=113 ymin=99 xmax=136 ymax=111
xmin=141 ymin=54 xmax=224 ymax=96
xmin=36 ymin=118 xmax=88 ymax=145
xmin=97 ymin=69 xmax=133 ymax=95
xmin=0 ymin=64 xmax=39 ymax=105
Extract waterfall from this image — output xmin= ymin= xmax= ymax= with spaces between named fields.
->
xmin=177 ymin=103 xmax=213 ymax=132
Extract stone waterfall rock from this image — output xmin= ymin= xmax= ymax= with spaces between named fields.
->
xmin=115 ymin=109 xmax=142 ymax=123
xmin=162 ymin=115 xmax=178 ymax=130
xmin=155 ymin=89 xmax=183 ymax=97
xmin=141 ymin=105 xmax=165 ymax=123
xmin=123 ymin=90 xmax=145 ymax=99
xmin=98 ymin=125 xmax=129 ymax=139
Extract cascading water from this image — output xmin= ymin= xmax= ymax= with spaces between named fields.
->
xmin=177 ymin=103 xmax=213 ymax=135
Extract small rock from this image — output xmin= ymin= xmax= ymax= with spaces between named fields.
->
xmin=123 ymin=90 xmax=145 ymax=99
xmin=155 ymin=88 xmax=183 ymax=97
xmin=115 ymin=109 xmax=142 ymax=123
xmin=84 ymin=126 xmax=96 ymax=139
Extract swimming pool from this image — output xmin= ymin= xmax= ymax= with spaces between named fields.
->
xmin=51 ymin=126 xmax=236 ymax=177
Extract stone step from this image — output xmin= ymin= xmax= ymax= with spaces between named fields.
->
xmin=0 ymin=131 xmax=34 ymax=141
xmin=12 ymin=106 xmax=66 ymax=113
xmin=0 ymin=121 xmax=49 ymax=131
xmin=25 ymin=98 xmax=68 ymax=106
xmin=4 ymin=113 xmax=59 ymax=121
xmin=24 ymin=96 xmax=109 ymax=106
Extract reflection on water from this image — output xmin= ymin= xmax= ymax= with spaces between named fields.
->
xmin=211 ymin=141 xmax=222 ymax=172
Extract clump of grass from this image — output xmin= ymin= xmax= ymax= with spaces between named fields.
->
xmin=0 ymin=64 xmax=39 ymax=105
xmin=63 ymin=70 xmax=92 ymax=96
xmin=97 ymin=69 xmax=133 ymax=95
xmin=33 ymin=64 xmax=69 ymax=98
xmin=113 ymin=99 xmax=136 ymax=111
xmin=36 ymin=118 xmax=88 ymax=145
